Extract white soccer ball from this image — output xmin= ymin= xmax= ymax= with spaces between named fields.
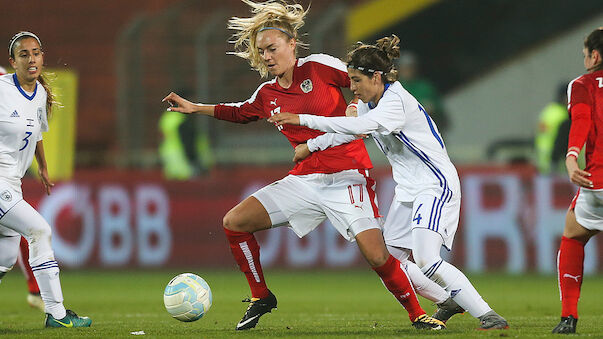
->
xmin=163 ymin=273 xmax=212 ymax=322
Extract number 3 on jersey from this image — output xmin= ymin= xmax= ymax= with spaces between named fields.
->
xmin=19 ymin=131 xmax=32 ymax=151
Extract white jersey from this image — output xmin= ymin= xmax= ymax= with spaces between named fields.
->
xmin=300 ymin=81 xmax=460 ymax=202
xmin=0 ymin=73 xmax=48 ymax=191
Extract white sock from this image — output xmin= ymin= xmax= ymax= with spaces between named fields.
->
xmin=32 ymin=261 xmax=66 ymax=319
xmin=412 ymin=228 xmax=491 ymax=318
xmin=406 ymin=260 xmax=449 ymax=304
xmin=387 ymin=245 xmax=449 ymax=304
xmin=422 ymin=259 xmax=491 ymax=317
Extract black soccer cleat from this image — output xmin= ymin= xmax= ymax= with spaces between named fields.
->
xmin=432 ymin=297 xmax=464 ymax=323
xmin=552 ymin=315 xmax=577 ymax=334
xmin=235 ymin=290 xmax=277 ymax=330
xmin=412 ymin=314 xmax=446 ymax=330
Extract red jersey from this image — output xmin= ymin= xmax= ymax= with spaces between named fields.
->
xmin=214 ymin=54 xmax=372 ymax=175
xmin=567 ymin=70 xmax=603 ymax=188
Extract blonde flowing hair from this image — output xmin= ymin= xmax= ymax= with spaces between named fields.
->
xmin=228 ymin=0 xmax=309 ymax=78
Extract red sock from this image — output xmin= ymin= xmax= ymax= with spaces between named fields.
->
xmin=557 ymin=236 xmax=584 ymax=318
xmin=223 ymin=228 xmax=269 ymax=299
xmin=18 ymin=237 xmax=40 ymax=294
xmin=373 ymin=255 xmax=425 ymax=321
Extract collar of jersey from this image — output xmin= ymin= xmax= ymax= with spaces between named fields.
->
xmin=12 ymin=73 xmax=37 ymax=101
xmin=368 ymin=83 xmax=391 ymax=109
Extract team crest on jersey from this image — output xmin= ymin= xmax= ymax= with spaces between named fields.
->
xmin=1 ymin=190 xmax=12 ymax=202
xmin=300 ymin=79 xmax=313 ymax=93
xmin=37 ymin=107 xmax=43 ymax=124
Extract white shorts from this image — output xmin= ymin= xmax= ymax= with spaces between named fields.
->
xmin=382 ymin=192 xmax=460 ymax=251
xmin=252 ymin=169 xmax=381 ymax=241
xmin=0 ymin=179 xmax=24 ymax=237
xmin=572 ymin=188 xmax=603 ymax=231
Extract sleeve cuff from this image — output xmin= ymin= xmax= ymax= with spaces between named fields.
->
xmin=306 ymin=139 xmax=319 ymax=152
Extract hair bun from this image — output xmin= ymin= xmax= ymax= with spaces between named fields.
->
xmin=375 ymin=34 xmax=400 ymax=61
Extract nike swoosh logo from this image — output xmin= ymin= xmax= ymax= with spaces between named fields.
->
xmin=54 ymin=319 xmax=73 ymax=327
xmin=237 ymin=314 xmax=261 ymax=328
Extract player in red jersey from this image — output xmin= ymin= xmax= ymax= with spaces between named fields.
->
xmin=553 ymin=27 xmax=603 ymax=334
xmin=0 ymin=65 xmax=43 ymax=312
xmin=163 ymin=0 xmax=444 ymax=332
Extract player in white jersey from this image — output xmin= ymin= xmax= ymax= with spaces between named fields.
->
xmin=0 ymin=64 xmax=45 ymax=311
xmin=0 ymin=31 xmax=91 ymax=328
xmin=270 ymin=35 xmax=509 ymax=330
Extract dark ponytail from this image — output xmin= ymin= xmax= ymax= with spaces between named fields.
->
xmin=346 ymin=34 xmax=401 ymax=83
xmin=38 ymin=73 xmax=55 ymax=118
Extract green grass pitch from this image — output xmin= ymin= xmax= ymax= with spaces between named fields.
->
xmin=0 ymin=269 xmax=601 ymax=338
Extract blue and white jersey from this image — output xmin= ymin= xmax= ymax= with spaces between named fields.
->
xmin=299 ymin=81 xmax=460 ymax=202
xmin=0 ymin=73 xmax=48 ymax=191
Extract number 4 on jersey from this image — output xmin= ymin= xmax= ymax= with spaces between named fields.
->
xmin=413 ymin=203 xmax=423 ymax=225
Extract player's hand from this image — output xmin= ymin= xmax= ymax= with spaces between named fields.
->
xmin=162 ymin=92 xmax=198 ymax=114
xmin=345 ymin=104 xmax=358 ymax=117
xmin=293 ymin=143 xmax=311 ymax=163
xmin=346 ymin=97 xmax=359 ymax=117
xmin=268 ymin=113 xmax=300 ymax=127
xmin=38 ymin=167 xmax=54 ymax=195
xmin=566 ymin=156 xmax=593 ymax=188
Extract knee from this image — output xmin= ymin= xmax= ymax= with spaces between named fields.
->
xmin=223 ymin=209 xmax=249 ymax=232
xmin=365 ymin=249 xmax=390 ymax=267
xmin=222 ymin=211 xmax=237 ymax=231
xmin=27 ymin=223 xmax=52 ymax=246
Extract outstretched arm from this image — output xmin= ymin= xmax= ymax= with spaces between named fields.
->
xmin=162 ymin=92 xmax=215 ymax=116
xmin=307 ymin=133 xmax=358 ymax=152
xmin=292 ymin=133 xmax=359 ymax=163
xmin=268 ymin=113 xmax=379 ymax=134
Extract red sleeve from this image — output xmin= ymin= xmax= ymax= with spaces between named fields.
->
xmin=567 ymin=79 xmax=592 ymax=152
xmin=323 ymin=64 xmax=350 ymax=89
xmin=568 ymin=78 xmax=592 ymax=110
xmin=310 ymin=55 xmax=350 ymax=89
xmin=567 ymin=103 xmax=592 ymax=153
xmin=213 ymin=85 xmax=266 ymax=124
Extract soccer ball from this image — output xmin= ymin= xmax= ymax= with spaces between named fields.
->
xmin=163 ymin=273 xmax=212 ymax=322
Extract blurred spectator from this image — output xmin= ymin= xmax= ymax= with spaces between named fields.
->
xmin=158 ymin=90 xmax=214 ymax=180
xmin=535 ymin=82 xmax=569 ymax=174
xmin=0 ymin=65 xmax=5 ymax=74
xmin=398 ymin=51 xmax=449 ymax=136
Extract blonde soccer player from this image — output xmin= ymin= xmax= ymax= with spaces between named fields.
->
xmin=270 ymin=35 xmax=509 ymax=330
xmin=163 ymin=0 xmax=445 ymax=331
